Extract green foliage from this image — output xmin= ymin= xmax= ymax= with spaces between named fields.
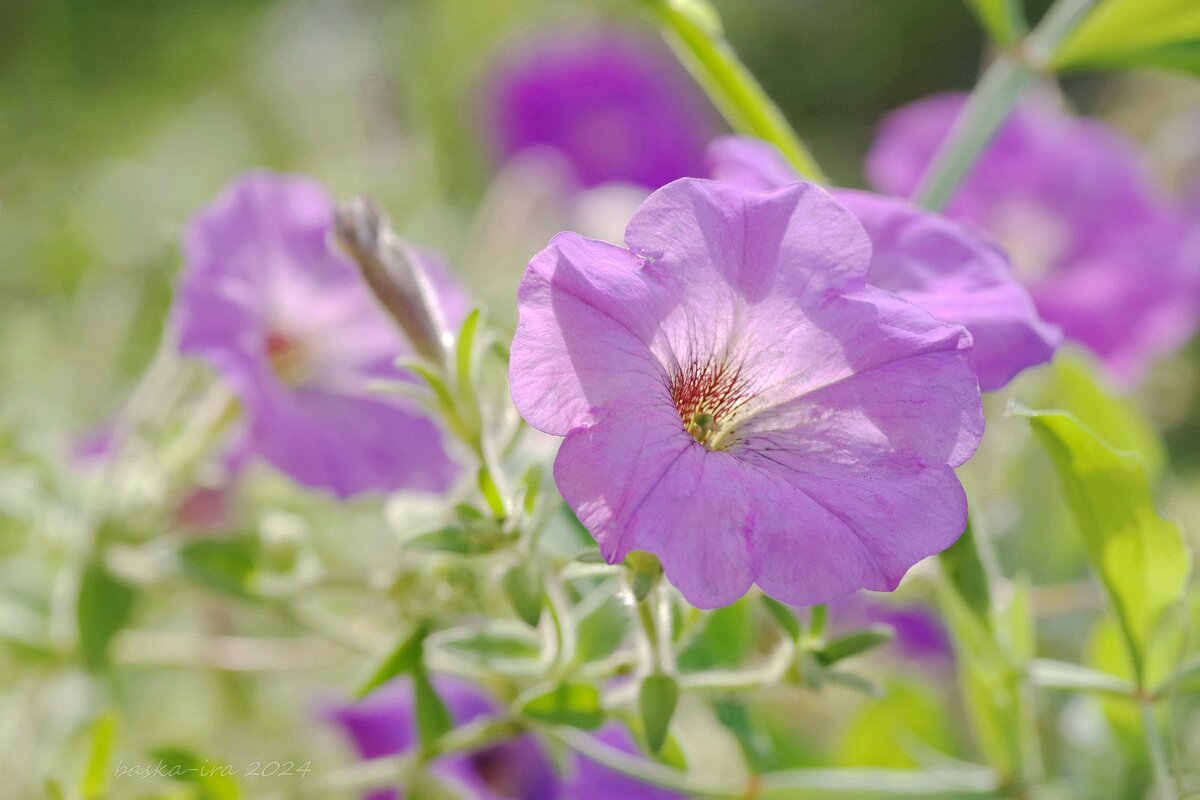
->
xmin=1051 ymin=0 xmax=1200 ymax=74
xmin=177 ymin=536 xmax=259 ymax=599
xmin=77 ymin=558 xmax=136 ymax=672
xmin=938 ymin=521 xmax=991 ymax=626
xmin=150 ymin=747 xmax=242 ymax=800
xmin=502 ymin=562 xmax=544 ymax=627
xmin=815 ymin=628 xmax=894 ymax=667
xmin=839 ymin=682 xmax=956 ymax=769
xmin=79 ymin=711 xmax=119 ymax=800
xmin=413 ymin=667 xmax=454 ymax=749
xmin=965 ymin=0 xmax=1027 ymax=45
xmin=677 ymin=597 xmax=753 ymax=671
xmin=520 ymin=682 xmax=605 ymax=729
xmin=1046 ymin=352 xmax=1165 ymax=476
xmin=1020 ymin=408 xmax=1189 ymax=687
xmin=760 ymin=596 xmax=802 ymax=641
xmin=355 ymin=624 xmax=429 ymax=700
xmin=573 ymin=591 xmax=629 ymax=664
xmin=638 ymin=674 xmax=679 ymax=753
xmin=437 ymin=627 xmax=543 ymax=665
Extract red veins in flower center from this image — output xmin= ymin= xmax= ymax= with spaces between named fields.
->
xmin=669 ymin=357 xmax=751 ymax=449
xmin=265 ymin=330 xmax=310 ymax=386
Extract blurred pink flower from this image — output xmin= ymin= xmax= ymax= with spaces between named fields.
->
xmin=868 ymin=93 xmax=1200 ymax=382
xmin=486 ymin=29 xmax=715 ymax=190
xmin=173 ymin=172 xmax=463 ymax=498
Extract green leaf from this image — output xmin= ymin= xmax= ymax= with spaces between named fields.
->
xmin=151 ymin=747 xmax=242 ymax=800
xmin=1028 ymin=658 xmax=1135 ymax=697
xmin=355 ymin=624 xmax=427 ymax=700
xmin=624 ymin=550 xmax=662 ymax=602
xmin=815 ymin=628 xmax=893 ymax=666
xmin=677 ymin=598 xmax=753 ymax=671
xmin=519 ymin=465 xmax=542 ymax=517
xmin=938 ymin=521 xmax=992 ymax=626
xmin=965 ymin=0 xmax=1027 ymax=44
xmin=839 ymin=682 xmax=956 ymax=769
xmin=455 ymin=309 xmax=481 ymax=398
xmin=760 ymin=596 xmax=801 ymax=641
xmin=413 ymin=667 xmax=454 ymax=749
xmin=77 ymin=559 xmax=136 ymax=672
xmin=1019 ymin=408 xmax=1189 ymax=687
xmin=178 ymin=536 xmax=259 ymax=599
xmin=574 ymin=593 xmax=629 ymax=664
xmin=644 ymin=0 xmax=827 ymax=182
xmin=408 ymin=526 xmax=505 ymax=555
xmin=438 ymin=628 xmax=543 ymax=663
xmin=502 ymin=562 xmax=544 ymax=627
xmin=453 ymin=308 xmax=482 ymax=439
xmin=639 ymin=674 xmax=679 ymax=753
xmin=477 ymin=467 xmax=507 ymax=519
xmin=520 ymin=682 xmax=604 ymax=729
xmin=1046 ymin=352 xmax=1165 ymax=477
xmin=79 ymin=711 xmax=118 ymax=799
xmin=1051 ymin=0 xmax=1200 ymax=74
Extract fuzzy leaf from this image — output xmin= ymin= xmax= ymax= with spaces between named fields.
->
xmin=520 ymin=682 xmax=604 ymax=729
xmin=77 ymin=559 xmax=136 ymax=672
xmin=639 ymin=674 xmax=679 ymax=753
xmin=1019 ymin=408 xmax=1188 ymax=687
xmin=1052 ymin=0 xmax=1200 ymax=74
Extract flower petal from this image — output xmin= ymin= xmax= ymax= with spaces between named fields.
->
xmin=554 ymin=403 xmax=755 ymax=609
xmin=834 ymin=189 xmax=1059 ymax=390
xmin=510 ymin=232 xmax=672 ymax=435
xmin=251 ymin=381 xmax=456 ymax=498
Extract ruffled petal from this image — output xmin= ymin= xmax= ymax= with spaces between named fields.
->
xmin=510 ymin=232 xmax=672 ymax=435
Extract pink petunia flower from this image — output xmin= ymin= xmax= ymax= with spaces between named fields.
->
xmin=484 ymin=28 xmax=715 ymax=190
xmin=706 ymin=135 xmax=1059 ymax=391
xmin=510 ymin=178 xmax=984 ymax=608
xmin=867 ymin=93 xmax=1200 ymax=383
xmin=173 ymin=172 xmax=463 ymax=498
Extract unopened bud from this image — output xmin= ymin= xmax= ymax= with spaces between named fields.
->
xmin=334 ymin=195 xmax=451 ymax=370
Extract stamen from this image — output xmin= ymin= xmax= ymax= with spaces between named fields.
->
xmin=265 ymin=330 xmax=310 ymax=386
xmin=669 ymin=357 xmax=751 ymax=450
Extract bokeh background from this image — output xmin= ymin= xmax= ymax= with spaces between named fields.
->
xmin=2 ymin=1 xmax=1199 ymax=797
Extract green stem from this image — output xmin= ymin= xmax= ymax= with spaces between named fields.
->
xmin=913 ymin=0 xmax=1096 ymax=210
xmin=1139 ymin=698 xmax=1179 ymax=800
xmin=543 ymin=725 xmax=1000 ymax=798
xmin=644 ymin=0 xmax=828 ymax=183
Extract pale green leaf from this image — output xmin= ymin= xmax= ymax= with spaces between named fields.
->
xmin=965 ymin=0 xmax=1027 ymax=44
xmin=1019 ymin=408 xmax=1189 ymax=686
xmin=639 ymin=674 xmax=679 ymax=753
xmin=78 ymin=559 xmax=136 ymax=672
xmin=520 ymin=682 xmax=604 ymax=729
xmin=1052 ymin=0 xmax=1200 ymax=74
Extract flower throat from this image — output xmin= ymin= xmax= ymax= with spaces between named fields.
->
xmin=669 ymin=357 xmax=750 ymax=449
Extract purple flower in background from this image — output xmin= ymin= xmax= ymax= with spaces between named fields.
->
xmin=174 ymin=172 xmax=462 ymax=498
xmin=510 ymin=178 xmax=984 ymax=608
xmin=867 ymin=93 xmax=1200 ymax=382
xmin=562 ymin=725 xmax=683 ymax=800
xmin=486 ymin=29 xmax=715 ymax=190
xmin=708 ymin=135 xmax=1059 ymax=391
xmin=325 ymin=677 xmax=559 ymax=800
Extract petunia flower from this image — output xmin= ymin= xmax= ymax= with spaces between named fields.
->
xmin=324 ymin=677 xmax=559 ymax=800
xmin=866 ymin=93 xmax=1200 ymax=383
xmin=173 ymin=172 xmax=463 ymax=499
xmin=707 ymin=135 xmax=1059 ymax=391
xmin=485 ymin=28 xmax=714 ymax=190
xmin=510 ymin=178 xmax=984 ymax=608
